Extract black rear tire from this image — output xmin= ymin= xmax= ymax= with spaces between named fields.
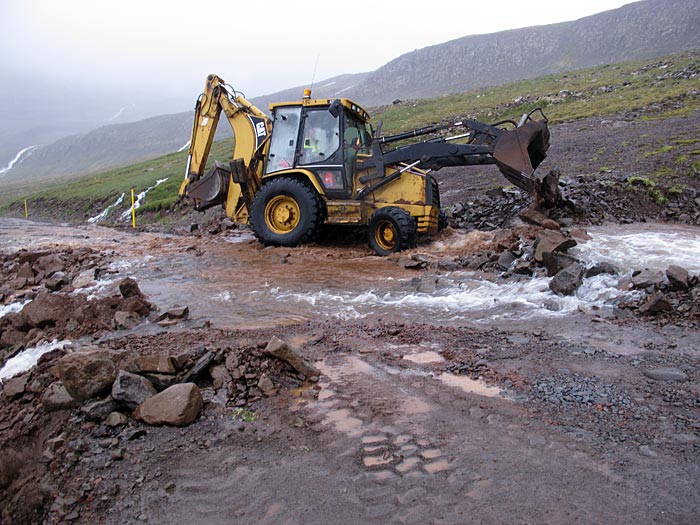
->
xmin=368 ymin=207 xmax=417 ymax=256
xmin=250 ymin=177 xmax=324 ymax=247
xmin=438 ymin=209 xmax=449 ymax=231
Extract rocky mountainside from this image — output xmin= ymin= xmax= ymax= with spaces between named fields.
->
xmin=3 ymin=0 xmax=698 ymax=183
xmin=352 ymin=0 xmax=700 ymax=105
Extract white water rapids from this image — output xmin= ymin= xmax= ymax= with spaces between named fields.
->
xmin=266 ymin=224 xmax=700 ymax=324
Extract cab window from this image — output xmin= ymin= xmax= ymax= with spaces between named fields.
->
xmin=299 ymin=109 xmax=340 ymax=165
xmin=266 ymin=107 xmax=301 ymax=173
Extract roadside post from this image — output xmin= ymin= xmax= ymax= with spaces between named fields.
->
xmin=24 ymin=199 xmax=28 ymax=218
xmin=131 ymin=188 xmax=136 ymax=229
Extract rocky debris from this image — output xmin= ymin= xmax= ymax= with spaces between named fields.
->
xmin=666 ymin=265 xmax=689 ymax=291
xmin=58 ymin=350 xmax=118 ymax=401
xmin=534 ymin=230 xmax=577 ymax=262
xmin=81 ymin=396 xmax=119 ymax=421
xmin=2 ymin=374 xmax=29 ymax=399
xmin=71 ymin=268 xmax=96 ymax=289
xmin=132 ymin=383 xmax=203 ymax=426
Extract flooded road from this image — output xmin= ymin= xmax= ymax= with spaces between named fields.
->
xmin=1 ymin=218 xmax=699 ymax=330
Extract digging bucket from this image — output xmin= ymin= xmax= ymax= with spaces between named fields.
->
xmin=493 ymin=119 xmax=550 ymax=193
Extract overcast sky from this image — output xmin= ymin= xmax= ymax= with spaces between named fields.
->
xmin=2 ymin=0 xmax=636 ymax=104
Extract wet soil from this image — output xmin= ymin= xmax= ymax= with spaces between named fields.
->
xmin=1 ymin=111 xmax=700 ymax=524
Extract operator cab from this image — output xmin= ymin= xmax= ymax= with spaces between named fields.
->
xmin=265 ymin=98 xmax=371 ymax=197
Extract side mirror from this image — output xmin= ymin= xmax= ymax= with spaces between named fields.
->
xmin=328 ymin=99 xmax=342 ymax=118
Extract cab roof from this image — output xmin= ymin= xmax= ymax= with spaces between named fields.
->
xmin=269 ymin=97 xmax=370 ymax=123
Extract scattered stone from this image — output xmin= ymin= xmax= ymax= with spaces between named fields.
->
xmin=638 ymin=291 xmax=673 ymax=315
xmin=44 ymin=272 xmax=67 ymax=291
xmin=496 ymin=251 xmax=516 ymax=271
xmin=639 ymin=445 xmax=658 ymax=458
xmin=133 ymin=383 xmax=203 ymax=426
xmin=534 ymin=230 xmax=577 ymax=262
xmin=642 ymin=368 xmax=688 ymax=382
xmin=264 ymin=336 xmax=320 ymax=378
xmin=2 ymin=374 xmax=28 ymax=399
xmin=155 ymin=306 xmax=190 ymax=326
xmin=58 ymin=350 xmax=118 ymax=401
xmin=105 ymin=412 xmax=129 ymax=427
xmin=549 ymin=263 xmax=585 ymax=296
xmin=585 ymin=262 xmax=619 ymax=278
xmin=113 ymin=311 xmax=141 ymax=330
xmin=119 ymin=278 xmax=143 ymax=299
xmin=82 ymin=397 xmax=119 ymax=422
xmin=542 ymin=251 xmax=579 ymax=277
xmin=181 ymin=351 xmax=214 ymax=383
xmin=258 ymin=374 xmax=276 ymax=396
xmin=112 ymin=370 xmax=157 ymax=409
xmin=631 ymin=269 xmax=665 ymax=290
xmin=666 ymin=265 xmax=689 ymax=291
xmin=71 ymin=269 xmax=97 ymax=289
xmin=138 ymin=355 xmax=176 ymax=374
xmin=42 ymin=382 xmax=77 ymax=411
xmin=209 ymin=364 xmax=232 ymax=389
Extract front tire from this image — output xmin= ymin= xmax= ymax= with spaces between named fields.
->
xmin=250 ymin=177 xmax=324 ymax=247
xmin=368 ymin=207 xmax=417 ymax=256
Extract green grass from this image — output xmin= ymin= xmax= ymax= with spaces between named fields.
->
xmin=1 ymin=49 xmax=699 ymax=222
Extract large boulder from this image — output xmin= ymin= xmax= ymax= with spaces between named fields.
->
xmin=666 ymin=265 xmax=689 ymax=291
xmin=133 ymin=383 xmax=203 ymax=426
xmin=112 ymin=370 xmax=157 ymax=409
xmin=22 ymin=293 xmax=75 ymax=328
xmin=58 ymin=350 xmax=117 ymax=401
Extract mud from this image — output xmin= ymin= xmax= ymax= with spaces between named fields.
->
xmin=1 ymin=216 xmax=699 ymax=524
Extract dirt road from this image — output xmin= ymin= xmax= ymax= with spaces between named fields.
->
xmin=1 ymin=218 xmax=699 ymax=524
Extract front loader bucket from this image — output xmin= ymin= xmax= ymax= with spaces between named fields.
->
xmin=493 ymin=120 xmax=550 ymax=194
xmin=187 ymin=161 xmax=231 ymax=211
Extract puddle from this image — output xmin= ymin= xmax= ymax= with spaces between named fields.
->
xmin=363 ymin=456 xmax=393 ymax=467
xmin=402 ymin=397 xmax=431 ymax=414
xmin=323 ymin=408 xmax=364 ymax=437
xmin=402 ymin=351 xmax=445 ymax=364
xmin=424 ymin=459 xmax=451 ymax=474
xmin=439 ymin=372 xmax=504 ymax=398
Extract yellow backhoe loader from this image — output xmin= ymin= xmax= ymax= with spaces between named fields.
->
xmin=179 ymin=74 xmax=554 ymax=255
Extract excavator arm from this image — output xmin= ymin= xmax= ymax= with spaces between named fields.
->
xmin=178 ymin=74 xmax=271 ymax=218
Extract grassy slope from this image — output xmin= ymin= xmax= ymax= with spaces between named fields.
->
xmin=0 ymin=50 xmax=698 ymax=223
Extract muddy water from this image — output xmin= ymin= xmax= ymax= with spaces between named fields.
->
xmin=1 ymin=218 xmax=698 ymax=331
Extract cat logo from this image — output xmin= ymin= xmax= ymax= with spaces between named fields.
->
xmin=255 ymin=121 xmax=267 ymax=138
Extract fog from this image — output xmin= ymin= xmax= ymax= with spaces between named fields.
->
xmin=0 ymin=0 xmax=635 ymax=162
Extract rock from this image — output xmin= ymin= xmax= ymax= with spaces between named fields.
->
xmin=140 ymin=372 xmax=176 ymax=390
xmin=631 ymin=269 xmax=665 ymax=289
xmin=105 ymin=412 xmax=129 ymax=427
xmin=549 ymin=263 xmax=585 ymax=296
xmin=265 ymin=336 xmax=320 ymax=378
xmin=666 ymin=265 xmax=689 ymax=291
xmin=642 ymin=368 xmax=688 ymax=382
xmin=638 ymin=291 xmax=673 ymax=315
xmin=138 ymin=355 xmax=176 ymax=374
xmin=3 ymin=374 xmax=29 ymax=399
xmin=112 ymin=370 xmax=157 ymax=409
xmin=585 ymin=262 xmax=619 ymax=278
xmin=258 ymin=374 xmax=276 ymax=396
xmin=639 ymin=445 xmax=658 ymax=458
xmin=82 ymin=396 xmax=119 ymax=421
xmin=437 ymin=259 xmax=459 ymax=271
xmin=496 ymin=251 xmax=516 ymax=271
xmin=181 ymin=351 xmax=214 ymax=383
xmin=34 ymin=254 xmax=66 ymax=277
xmin=534 ymin=230 xmax=577 ymax=262
xmin=113 ymin=311 xmax=141 ymax=329
xmin=569 ymin=228 xmax=592 ymax=241
xmin=133 ymin=383 xmax=203 ymax=426
xmin=519 ymin=209 xmax=559 ymax=230
xmin=44 ymin=272 xmax=67 ymax=291
xmin=123 ymin=297 xmax=152 ymax=316
xmin=542 ymin=251 xmax=579 ymax=277
xmin=71 ymin=269 xmax=97 ymax=289
xmin=17 ymin=262 xmax=35 ymax=280
xmin=118 ymin=278 xmax=143 ymax=299
xmin=42 ymin=382 xmax=77 ymax=411
xmin=22 ymin=292 xmax=75 ymax=328
xmin=209 ymin=364 xmax=231 ymax=389
xmin=58 ymin=350 xmax=118 ymax=401
xmin=155 ymin=306 xmax=189 ymax=326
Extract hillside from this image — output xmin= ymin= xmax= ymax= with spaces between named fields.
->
xmin=1 ymin=0 xmax=699 ymax=184
xmin=1 ymin=49 xmax=698 ymax=228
